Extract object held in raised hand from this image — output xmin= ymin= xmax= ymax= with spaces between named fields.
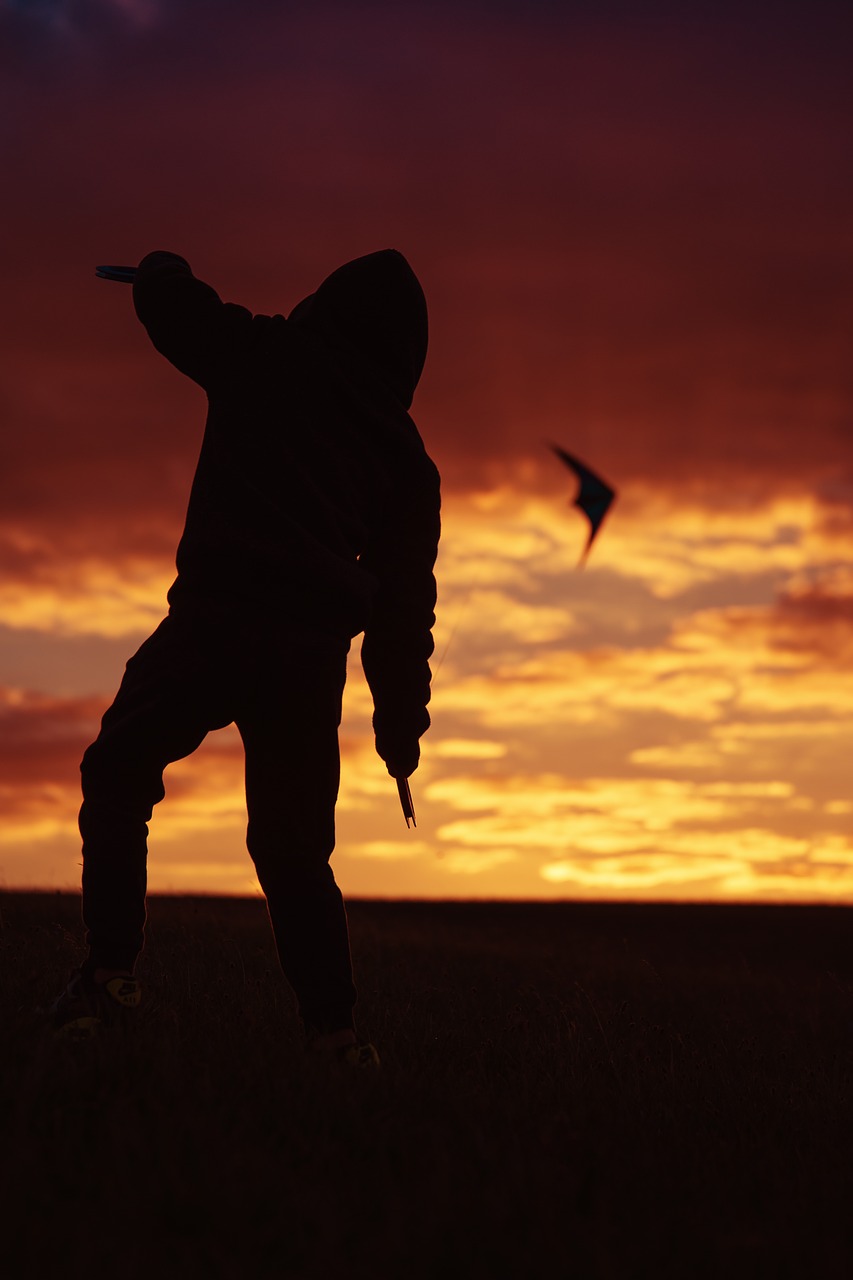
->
xmin=397 ymin=777 xmax=416 ymax=828
xmin=95 ymin=265 xmax=138 ymax=283
xmin=549 ymin=443 xmax=616 ymax=565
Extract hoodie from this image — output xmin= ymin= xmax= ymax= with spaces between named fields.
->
xmin=132 ymin=248 xmax=440 ymax=773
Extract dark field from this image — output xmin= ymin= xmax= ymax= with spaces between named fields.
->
xmin=2 ymin=892 xmax=852 ymax=1279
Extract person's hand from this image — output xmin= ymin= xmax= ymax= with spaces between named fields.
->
xmin=380 ymin=742 xmax=420 ymax=780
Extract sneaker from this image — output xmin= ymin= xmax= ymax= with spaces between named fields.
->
xmin=49 ymin=967 xmax=142 ymax=1040
xmin=306 ymin=1028 xmax=381 ymax=1069
xmin=339 ymin=1042 xmax=381 ymax=1069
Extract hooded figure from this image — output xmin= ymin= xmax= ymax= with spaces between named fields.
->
xmin=135 ymin=247 xmax=440 ymax=770
xmin=55 ymin=249 xmax=441 ymax=1061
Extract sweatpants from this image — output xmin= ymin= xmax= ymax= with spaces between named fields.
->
xmin=78 ymin=609 xmax=358 ymax=1037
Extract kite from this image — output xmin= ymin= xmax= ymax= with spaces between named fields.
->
xmin=549 ymin=444 xmax=616 ymax=565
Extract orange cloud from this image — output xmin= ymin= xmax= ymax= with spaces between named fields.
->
xmin=2 ymin=1 xmax=851 ymax=905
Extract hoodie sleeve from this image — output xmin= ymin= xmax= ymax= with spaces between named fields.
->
xmin=132 ymin=251 xmax=253 ymax=388
xmin=359 ymin=458 xmax=441 ymax=777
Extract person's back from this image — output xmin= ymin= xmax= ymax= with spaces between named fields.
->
xmin=50 ymin=249 xmax=441 ymax=1062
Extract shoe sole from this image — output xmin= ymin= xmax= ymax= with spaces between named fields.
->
xmin=56 ymin=1015 xmax=103 ymax=1041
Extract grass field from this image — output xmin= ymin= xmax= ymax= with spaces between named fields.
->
xmin=2 ymin=892 xmax=852 ymax=1279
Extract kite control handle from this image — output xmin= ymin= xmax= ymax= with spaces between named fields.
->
xmin=396 ymin=777 xmax=416 ymax=828
xmin=95 ymin=265 xmax=138 ymax=283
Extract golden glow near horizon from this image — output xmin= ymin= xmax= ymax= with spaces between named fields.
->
xmin=2 ymin=488 xmax=851 ymax=904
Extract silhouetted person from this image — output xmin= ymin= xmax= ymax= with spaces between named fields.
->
xmin=51 ymin=249 xmax=440 ymax=1062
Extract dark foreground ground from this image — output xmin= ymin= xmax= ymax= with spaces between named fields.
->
xmin=1 ymin=892 xmax=852 ymax=1279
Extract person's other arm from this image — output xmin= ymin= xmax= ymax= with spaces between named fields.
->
xmin=360 ymin=460 xmax=441 ymax=779
xmin=132 ymin=251 xmax=253 ymax=387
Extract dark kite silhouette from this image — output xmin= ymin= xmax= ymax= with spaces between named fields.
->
xmin=549 ymin=444 xmax=616 ymax=565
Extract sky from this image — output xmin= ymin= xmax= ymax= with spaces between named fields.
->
xmin=1 ymin=0 xmax=852 ymax=902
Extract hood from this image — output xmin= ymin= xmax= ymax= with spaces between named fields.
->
xmin=287 ymin=249 xmax=428 ymax=409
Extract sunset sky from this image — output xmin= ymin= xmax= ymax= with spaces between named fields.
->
xmin=1 ymin=0 xmax=852 ymax=902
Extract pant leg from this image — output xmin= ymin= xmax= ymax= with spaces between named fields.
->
xmin=235 ymin=629 xmax=357 ymax=1036
xmin=80 ymin=614 xmax=234 ymax=972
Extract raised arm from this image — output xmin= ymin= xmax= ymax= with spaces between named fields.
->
xmin=132 ymin=251 xmax=253 ymax=387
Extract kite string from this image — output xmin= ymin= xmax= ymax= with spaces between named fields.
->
xmin=431 ymin=561 xmax=483 ymax=690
